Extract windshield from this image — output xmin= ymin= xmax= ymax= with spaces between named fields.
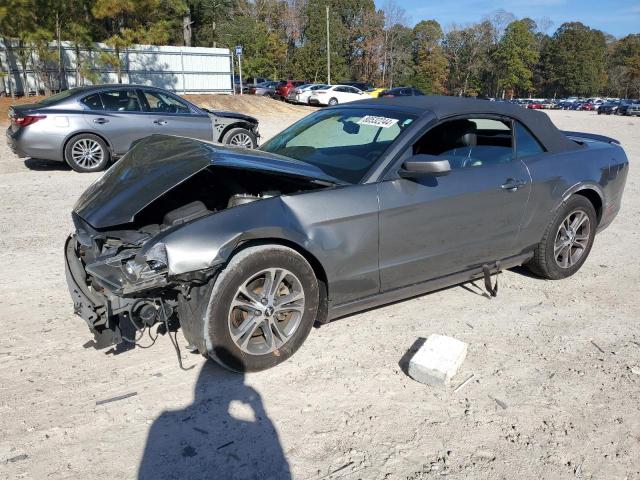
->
xmin=260 ymin=108 xmax=416 ymax=184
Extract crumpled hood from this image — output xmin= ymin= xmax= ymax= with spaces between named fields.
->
xmin=74 ymin=134 xmax=340 ymax=229
xmin=205 ymin=109 xmax=258 ymax=124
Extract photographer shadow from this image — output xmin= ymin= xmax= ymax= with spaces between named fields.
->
xmin=138 ymin=352 xmax=291 ymax=480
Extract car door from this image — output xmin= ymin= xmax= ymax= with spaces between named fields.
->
xmin=341 ymin=86 xmax=363 ymax=103
xmin=82 ymin=88 xmax=145 ymax=155
xmin=138 ymin=89 xmax=213 ymax=142
xmin=377 ymin=116 xmax=532 ymax=291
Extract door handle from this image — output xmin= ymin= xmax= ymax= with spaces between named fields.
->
xmin=501 ymin=178 xmax=526 ymax=191
xmin=153 ymin=119 xmax=168 ymax=126
xmin=93 ymin=118 xmax=109 ymax=124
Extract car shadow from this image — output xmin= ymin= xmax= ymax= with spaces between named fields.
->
xmin=23 ymin=158 xmax=70 ymax=171
xmin=508 ymin=265 xmax=544 ymax=279
xmin=138 ymin=351 xmax=291 ymax=480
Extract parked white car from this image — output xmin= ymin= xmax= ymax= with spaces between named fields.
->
xmin=287 ymin=84 xmax=330 ymax=104
xmin=308 ymin=85 xmax=366 ymax=106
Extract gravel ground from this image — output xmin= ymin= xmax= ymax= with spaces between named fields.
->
xmin=0 ymin=108 xmax=638 ymax=480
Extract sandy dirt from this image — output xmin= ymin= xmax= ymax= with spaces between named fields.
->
xmin=0 ymin=103 xmax=639 ymax=480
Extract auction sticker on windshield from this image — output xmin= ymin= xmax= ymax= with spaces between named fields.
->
xmin=357 ymin=115 xmax=399 ymax=128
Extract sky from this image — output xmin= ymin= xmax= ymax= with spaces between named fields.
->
xmin=374 ymin=0 xmax=640 ymax=37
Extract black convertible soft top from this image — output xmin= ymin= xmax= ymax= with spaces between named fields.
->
xmin=354 ymin=95 xmax=581 ymax=153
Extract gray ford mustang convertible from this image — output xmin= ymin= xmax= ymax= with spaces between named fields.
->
xmin=65 ymin=96 xmax=628 ymax=372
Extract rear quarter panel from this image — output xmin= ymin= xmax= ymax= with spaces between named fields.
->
xmin=518 ymin=141 xmax=628 ymax=251
xmin=11 ymin=109 xmax=88 ymax=162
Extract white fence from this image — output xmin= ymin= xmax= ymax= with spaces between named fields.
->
xmin=0 ymin=41 xmax=233 ymax=95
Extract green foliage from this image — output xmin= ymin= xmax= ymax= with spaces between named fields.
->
xmin=609 ymin=34 xmax=640 ymax=97
xmin=444 ymin=21 xmax=494 ymax=96
xmin=220 ymin=16 xmax=286 ymax=79
xmin=542 ymin=22 xmax=607 ymax=97
xmin=493 ymin=20 xmax=539 ymax=97
xmin=413 ymin=20 xmax=448 ymax=94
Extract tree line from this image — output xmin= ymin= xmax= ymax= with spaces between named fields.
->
xmin=1 ymin=0 xmax=639 ymax=98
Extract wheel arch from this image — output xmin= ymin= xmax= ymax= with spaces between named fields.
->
xmin=219 ymin=121 xmax=256 ymax=142
xmin=227 ymin=237 xmax=330 ymax=324
xmin=562 ymin=184 xmax=604 ymax=224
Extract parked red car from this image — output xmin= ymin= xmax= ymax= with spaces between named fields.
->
xmin=275 ymin=80 xmax=307 ymax=100
xmin=581 ymin=103 xmax=596 ymax=111
xmin=527 ymin=101 xmax=544 ymax=109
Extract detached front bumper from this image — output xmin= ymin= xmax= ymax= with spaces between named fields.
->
xmin=65 ymin=235 xmax=172 ymax=349
xmin=64 ymin=235 xmax=114 ymax=347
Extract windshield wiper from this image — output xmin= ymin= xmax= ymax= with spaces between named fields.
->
xmin=310 ymin=179 xmax=341 ymax=187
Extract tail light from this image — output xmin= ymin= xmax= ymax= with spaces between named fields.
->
xmin=12 ymin=115 xmax=46 ymax=127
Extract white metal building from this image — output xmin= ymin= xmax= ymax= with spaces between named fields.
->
xmin=0 ymin=40 xmax=233 ymax=95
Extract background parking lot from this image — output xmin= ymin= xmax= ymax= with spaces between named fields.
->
xmin=0 ymin=98 xmax=639 ymax=479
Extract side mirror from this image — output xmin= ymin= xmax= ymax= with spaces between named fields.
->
xmin=399 ymin=154 xmax=451 ymax=178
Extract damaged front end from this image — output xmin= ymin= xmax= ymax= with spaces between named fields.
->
xmin=65 ymin=134 xmax=334 ymax=350
xmin=64 ymin=211 xmax=217 ymax=349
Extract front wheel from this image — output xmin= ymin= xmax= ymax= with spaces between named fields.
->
xmin=203 ymin=245 xmax=320 ymax=372
xmin=223 ymin=127 xmax=257 ymax=148
xmin=526 ymin=195 xmax=597 ymax=279
xmin=328 ymin=97 xmax=338 ymax=106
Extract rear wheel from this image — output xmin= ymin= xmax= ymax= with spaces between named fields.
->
xmin=328 ymin=97 xmax=338 ymax=106
xmin=64 ymin=134 xmax=110 ymax=172
xmin=223 ymin=127 xmax=257 ymax=148
xmin=203 ymin=245 xmax=320 ymax=372
xmin=526 ymin=195 xmax=597 ymax=279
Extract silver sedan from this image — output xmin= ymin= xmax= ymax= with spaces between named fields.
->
xmin=6 ymin=84 xmax=260 ymax=172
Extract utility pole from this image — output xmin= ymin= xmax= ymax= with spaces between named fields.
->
xmin=236 ymin=45 xmax=243 ymax=95
xmin=326 ymin=5 xmax=331 ymax=85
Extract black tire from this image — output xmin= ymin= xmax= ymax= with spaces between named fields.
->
xmin=328 ymin=97 xmax=338 ymax=106
xmin=203 ymin=245 xmax=320 ymax=372
xmin=526 ymin=195 xmax=597 ymax=280
xmin=64 ymin=133 xmax=110 ymax=172
xmin=222 ymin=127 xmax=257 ymax=149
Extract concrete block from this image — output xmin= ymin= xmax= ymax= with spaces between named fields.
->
xmin=407 ymin=334 xmax=468 ymax=386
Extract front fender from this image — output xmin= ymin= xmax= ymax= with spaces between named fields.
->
xmin=159 ymin=196 xmax=307 ymax=275
xmin=157 ymin=183 xmax=381 ymax=305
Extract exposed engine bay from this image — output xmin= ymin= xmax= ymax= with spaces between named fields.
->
xmin=65 ymin=165 xmax=326 ymax=351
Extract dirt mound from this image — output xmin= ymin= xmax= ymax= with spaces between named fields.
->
xmin=185 ymin=93 xmax=313 ymax=116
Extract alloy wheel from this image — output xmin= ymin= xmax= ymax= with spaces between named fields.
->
xmin=228 ymin=268 xmax=305 ymax=355
xmin=71 ymin=138 xmax=104 ymax=169
xmin=554 ymin=209 xmax=591 ymax=268
xmin=229 ymin=132 xmax=254 ymax=148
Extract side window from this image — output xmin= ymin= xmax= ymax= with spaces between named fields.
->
xmin=100 ymin=89 xmax=141 ymax=112
xmin=413 ymin=117 xmax=514 ymax=169
xmin=81 ymin=94 xmax=103 ymax=110
xmin=141 ymin=90 xmax=191 ymax=114
xmin=515 ymin=121 xmax=545 ymax=158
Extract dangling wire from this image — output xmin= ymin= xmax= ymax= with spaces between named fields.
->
xmin=157 ymin=298 xmax=194 ymax=371
xmin=121 ymin=313 xmax=159 ymax=348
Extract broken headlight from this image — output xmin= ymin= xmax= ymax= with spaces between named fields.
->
xmin=122 ymin=243 xmax=168 ymax=281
